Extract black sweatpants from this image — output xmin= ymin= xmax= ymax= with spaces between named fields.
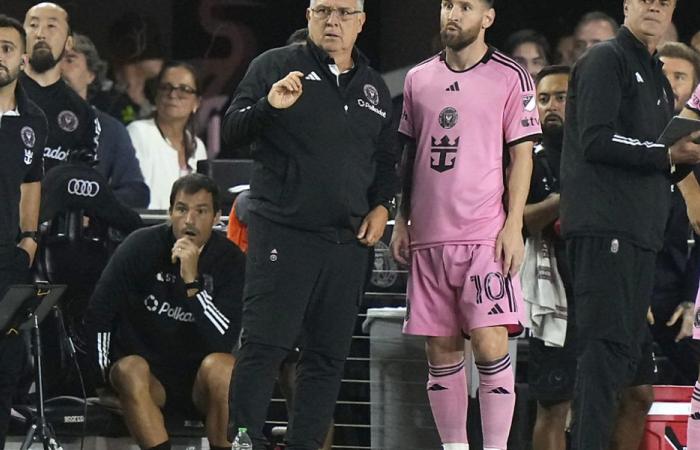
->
xmin=566 ymin=236 xmax=656 ymax=450
xmin=0 ymin=247 xmax=31 ymax=449
xmin=229 ymin=214 xmax=368 ymax=450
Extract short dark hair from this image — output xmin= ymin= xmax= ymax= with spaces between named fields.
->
xmin=658 ymin=42 xmax=700 ymax=86
xmin=0 ymin=14 xmax=26 ymax=52
xmin=287 ymin=28 xmax=308 ymax=45
xmin=169 ymin=174 xmax=220 ymax=213
xmin=575 ymin=11 xmax=619 ymax=36
xmin=536 ymin=65 xmax=571 ymax=86
xmin=504 ymin=29 xmax=551 ymax=63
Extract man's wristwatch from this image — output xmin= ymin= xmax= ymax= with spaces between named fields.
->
xmin=19 ymin=231 xmax=38 ymax=243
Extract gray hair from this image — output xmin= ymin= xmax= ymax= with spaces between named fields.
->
xmin=70 ymin=33 xmax=108 ymax=98
xmin=309 ymin=0 xmax=364 ymax=10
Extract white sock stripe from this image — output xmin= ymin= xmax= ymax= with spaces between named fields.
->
xmin=197 ymin=294 xmax=228 ymax=334
xmin=201 ymin=291 xmax=231 ymax=324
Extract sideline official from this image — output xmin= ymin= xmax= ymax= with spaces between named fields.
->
xmin=560 ymin=1 xmax=700 ymax=448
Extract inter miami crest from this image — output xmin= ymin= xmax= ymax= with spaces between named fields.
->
xmin=431 ymin=135 xmax=459 ymax=173
xmin=439 ymin=107 xmax=458 ymax=129
xmin=363 ymin=84 xmax=379 ymax=106
xmin=20 ymin=126 xmax=36 ymax=148
xmin=57 ymin=110 xmax=79 ymax=132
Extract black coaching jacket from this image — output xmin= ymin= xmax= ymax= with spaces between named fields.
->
xmin=222 ymin=40 xmax=397 ymax=241
xmin=560 ymin=26 xmax=689 ymax=251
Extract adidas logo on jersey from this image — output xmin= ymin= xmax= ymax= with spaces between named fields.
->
xmin=445 ymin=82 xmax=460 ymax=92
xmin=305 ymin=71 xmax=321 ymax=81
xmin=488 ymin=304 xmax=505 ymax=315
xmin=489 ymin=387 xmax=510 ymax=394
xmin=692 ymin=412 xmax=700 ymax=421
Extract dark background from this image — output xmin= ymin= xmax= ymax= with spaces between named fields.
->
xmin=6 ymin=0 xmax=700 ymax=96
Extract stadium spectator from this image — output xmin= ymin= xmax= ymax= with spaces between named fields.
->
xmin=572 ymin=11 xmax=619 ymax=60
xmin=128 ymin=61 xmax=207 ymax=210
xmin=61 ymin=32 xmax=149 ymax=208
xmin=503 ymin=28 xmax=550 ymax=78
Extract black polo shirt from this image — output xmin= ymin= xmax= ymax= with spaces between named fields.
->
xmin=20 ymin=73 xmax=100 ymax=173
xmin=0 ymin=84 xmax=47 ymax=260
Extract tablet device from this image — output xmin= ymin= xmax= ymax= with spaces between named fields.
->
xmin=658 ymin=116 xmax=700 ymax=145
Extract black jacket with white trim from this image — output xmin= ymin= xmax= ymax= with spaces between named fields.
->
xmin=222 ymin=40 xmax=398 ymax=241
xmin=84 ymin=223 xmax=245 ymax=383
xmin=560 ymin=26 xmax=687 ymax=251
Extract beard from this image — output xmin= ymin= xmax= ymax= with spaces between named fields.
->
xmin=29 ymin=42 xmax=64 ymax=74
xmin=0 ymin=64 xmax=21 ymax=88
xmin=440 ymin=23 xmax=480 ymax=52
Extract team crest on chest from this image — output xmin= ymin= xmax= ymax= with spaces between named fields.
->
xmin=57 ymin=110 xmax=79 ymax=132
xmin=20 ymin=126 xmax=36 ymax=148
xmin=363 ymin=84 xmax=380 ymax=106
xmin=439 ymin=107 xmax=458 ymax=129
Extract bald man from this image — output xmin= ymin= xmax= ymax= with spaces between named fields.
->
xmin=21 ymin=2 xmax=100 ymax=172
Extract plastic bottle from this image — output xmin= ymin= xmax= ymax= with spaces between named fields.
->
xmin=232 ymin=427 xmax=253 ymax=449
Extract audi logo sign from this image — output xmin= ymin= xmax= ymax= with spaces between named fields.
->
xmin=67 ymin=178 xmax=100 ymax=198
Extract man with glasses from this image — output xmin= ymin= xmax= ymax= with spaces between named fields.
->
xmin=21 ymin=2 xmax=101 ymax=172
xmin=222 ymin=1 xmax=397 ymax=449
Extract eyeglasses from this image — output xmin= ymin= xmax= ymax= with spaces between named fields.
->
xmin=310 ymin=6 xmax=363 ymax=21
xmin=157 ymin=83 xmax=198 ymax=97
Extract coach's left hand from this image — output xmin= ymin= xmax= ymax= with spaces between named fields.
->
xmin=358 ymin=205 xmax=389 ymax=247
xmin=496 ymin=218 xmax=524 ymax=276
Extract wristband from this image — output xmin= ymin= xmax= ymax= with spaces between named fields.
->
xmin=19 ymin=231 xmax=38 ymax=243
xmin=184 ymin=279 xmax=201 ymax=291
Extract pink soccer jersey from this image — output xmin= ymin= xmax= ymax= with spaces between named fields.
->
xmin=688 ymin=84 xmax=700 ymax=114
xmin=399 ymin=49 xmax=541 ymax=248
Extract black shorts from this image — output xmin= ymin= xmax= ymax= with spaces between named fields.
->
xmin=528 ymin=335 xmax=577 ymax=406
xmin=149 ymin=362 xmax=200 ymax=415
xmin=111 ymin=350 xmax=201 ymax=416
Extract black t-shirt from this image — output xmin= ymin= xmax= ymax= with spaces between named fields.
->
xmin=20 ymin=73 xmax=100 ymax=172
xmin=0 ymin=84 xmax=47 ymax=259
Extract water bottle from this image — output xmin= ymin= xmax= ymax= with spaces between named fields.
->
xmin=232 ymin=427 xmax=253 ymax=449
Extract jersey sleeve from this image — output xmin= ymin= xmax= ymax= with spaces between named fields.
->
xmin=503 ymin=71 xmax=541 ymax=145
xmin=186 ymin=243 xmax=246 ymax=352
xmin=398 ymin=71 xmax=415 ymax=138
xmin=23 ymin=114 xmax=48 ymax=183
xmin=687 ymin=84 xmax=700 ymax=115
